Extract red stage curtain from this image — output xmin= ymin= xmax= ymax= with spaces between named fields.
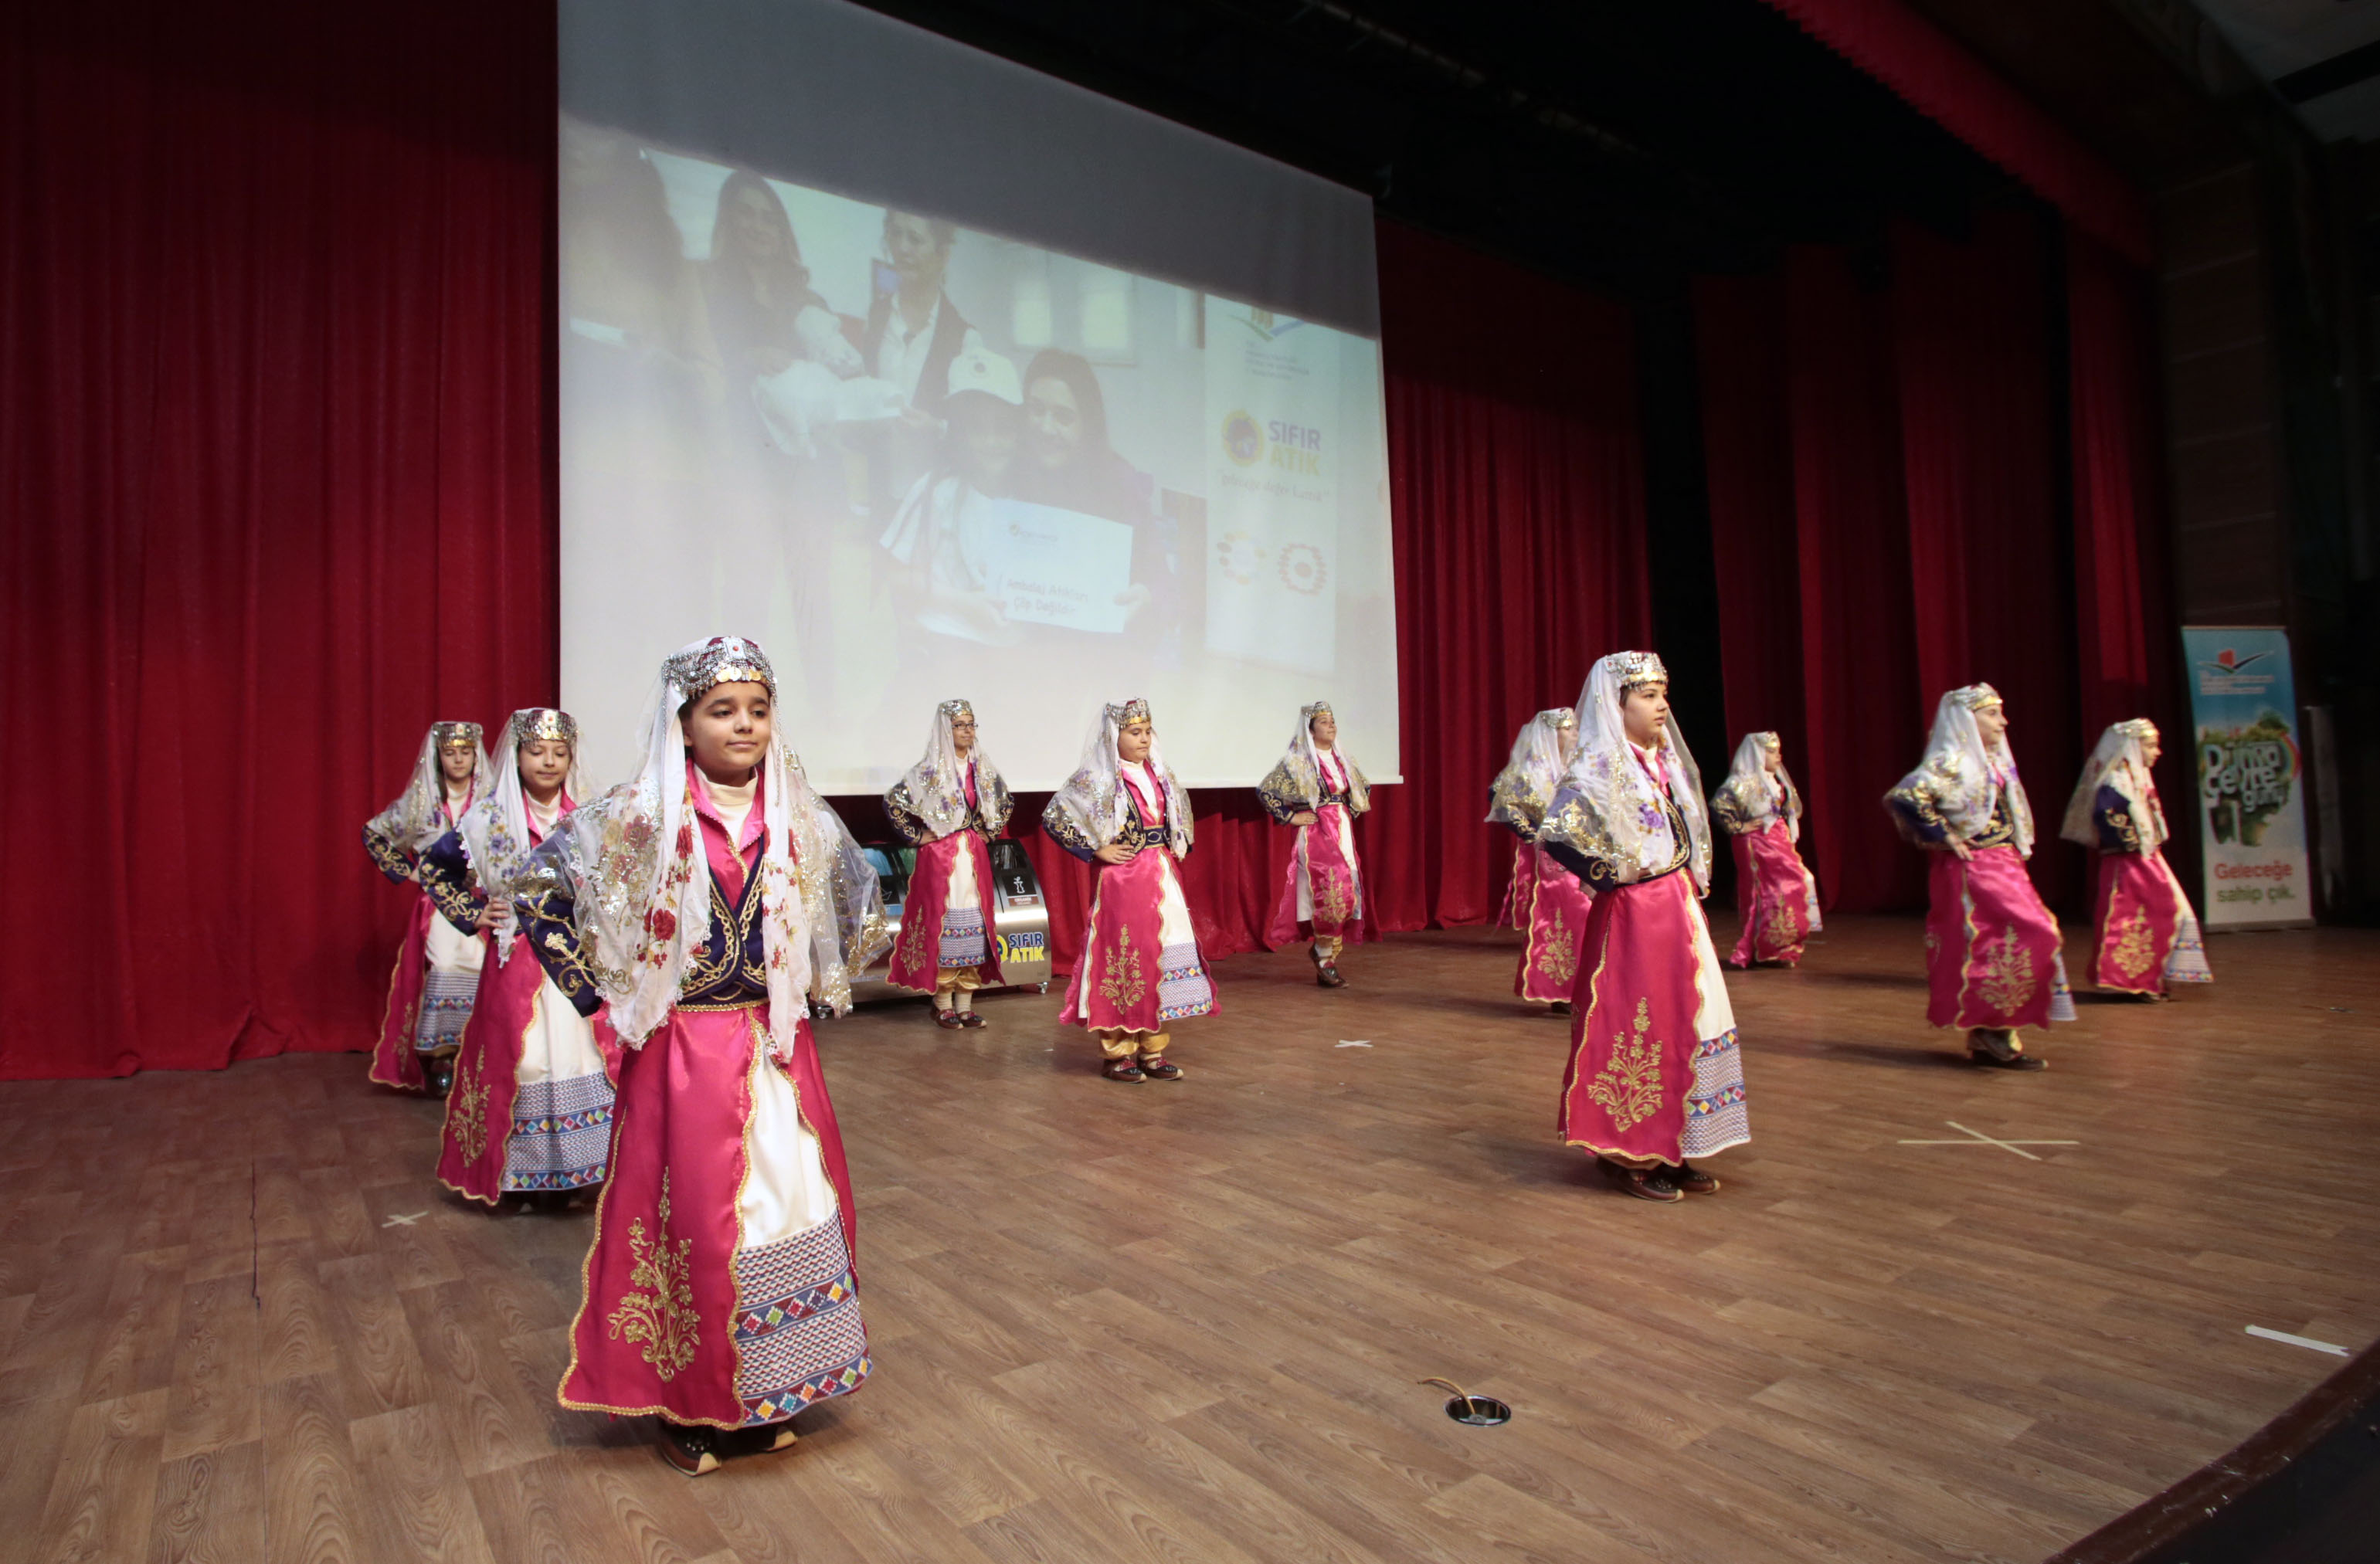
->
xmin=1784 ymin=246 xmax=1929 ymax=914
xmin=0 ymin=5 xmax=556 ymax=1079
xmin=2067 ymin=225 xmax=2178 ymax=739
xmin=1696 ymin=212 xmax=2168 ymax=915
xmin=1693 ymin=274 xmax=1808 ymax=777
xmin=1892 ymin=209 xmax=2080 ymax=908
xmin=1695 ymin=255 xmax=1927 ymax=915
xmin=1755 ymin=0 xmax=2151 ymax=266
xmin=2 ymin=6 xmax=1654 ymax=1072
xmin=1017 ymin=220 xmax=1655 ymax=972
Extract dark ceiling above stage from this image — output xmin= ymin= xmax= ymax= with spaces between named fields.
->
xmin=850 ymin=0 xmax=2028 ymax=299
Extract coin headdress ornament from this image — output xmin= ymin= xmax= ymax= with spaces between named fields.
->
xmin=664 ymin=636 xmax=777 ymax=702
xmin=508 ymin=708 xmax=578 ymax=747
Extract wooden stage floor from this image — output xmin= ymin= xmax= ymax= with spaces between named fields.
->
xmin=4 ymin=913 xmax=2377 ymax=1564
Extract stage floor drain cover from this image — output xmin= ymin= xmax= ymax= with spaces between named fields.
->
xmin=1420 ymin=1378 xmax=1510 ymax=1426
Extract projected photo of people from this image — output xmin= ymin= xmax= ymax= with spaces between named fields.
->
xmin=880 ymin=347 xmax=1025 ymax=646
xmin=556 ymin=124 xmax=1392 ymax=794
xmin=702 ymin=169 xmax=855 ymax=703
xmin=1017 ymin=350 xmax=1176 ymax=643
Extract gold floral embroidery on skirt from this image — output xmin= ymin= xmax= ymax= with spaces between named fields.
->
xmin=1761 ymin=902 xmax=1801 ymax=954
xmin=897 ymin=914 xmax=930 ymax=975
xmin=1535 ymin=908 xmax=1577 ymax=988
xmin=1587 ymin=999 xmax=1663 ymax=1132
xmin=1974 ymin=929 xmax=2035 ymax=1017
xmin=606 ymin=1171 xmax=699 ymax=1380
xmin=447 ymin=1048 xmax=490 ymax=1165
xmin=1315 ymin=877 xmax=1353 ymax=925
xmin=1098 ymin=924 xmax=1148 ymax=1010
xmin=2107 ymin=912 xmax=2156 ymax=979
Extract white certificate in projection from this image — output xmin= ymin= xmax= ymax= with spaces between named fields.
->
xmin=993 ymin=501 xmax=1136 ymax=633
xmin=1204 ymin=297 xmax=1341 ymax=674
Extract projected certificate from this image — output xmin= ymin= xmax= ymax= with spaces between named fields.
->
xmin=992 ymin=502 xmax=1135 ymax=634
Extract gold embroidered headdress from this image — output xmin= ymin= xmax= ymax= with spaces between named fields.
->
xmin=664 ymin=636 xmax=776 ymax=701
xmin=1611 ymin=650 xmax=1668 ymax=690
xmin=509 ymin=708 xmax=580 ymax=748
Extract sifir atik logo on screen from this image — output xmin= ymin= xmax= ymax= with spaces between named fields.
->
xmin=1221 ymin=412 xmax=1324 ymax=476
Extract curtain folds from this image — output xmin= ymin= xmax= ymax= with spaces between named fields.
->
xmin=5 ymin=8 xmax=2166 ymax=1075
xmin=2 ymin=2 xmax=1653 ymax=1074
xmin=1 ymin=5 xmax=558 ymax=1079
xmin=1693 ymin=214 xmax=2168 ymax=915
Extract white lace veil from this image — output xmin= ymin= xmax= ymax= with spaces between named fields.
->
xmin=524 ymin=637 xmax=883 ymax=1061
xmin=1273 ymin=701 xmax=1370 ymax=813
xmin=368 ymin=721 xmax=493 ymax=856
xmin=458 ymin=708 xmax=582 ymax=965
xmin=2062 ymin=719 xmax=2162 ymax=852
xmin=1889 ymin=684 xmax=2035 ymax=857
xmin=1047 ymin=699 xmax=1194 ymax=855
xmin=1542 ymin=653 xmax=1710 ymax=893
xmin=897 ymin=698 xmax=1013 ymax=838
xmin=1714 ymin=731 xmax=1801 ymax=842
xmin=1485 ymin=707 xmax=1576 ymax=833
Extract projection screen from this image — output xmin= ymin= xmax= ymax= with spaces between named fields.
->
xmin=559 ymin=0 xmax=1399 ymax=792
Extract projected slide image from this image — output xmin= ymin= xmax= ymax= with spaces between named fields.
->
xmin=559 ymin=114 xmax=1394 ymax=793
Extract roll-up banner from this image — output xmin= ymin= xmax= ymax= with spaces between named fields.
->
xmin=2181 ymin=626 xmax=2314 ymax=928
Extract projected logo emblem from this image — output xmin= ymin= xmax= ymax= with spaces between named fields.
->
xmin=1233 ymin=307 xmax=1307 ymax=344
xmin=1222 ymin=411 xmax=1266 ymax=467
xmin=1278 ymin=543 xmax=1327 ymax=596
xmin=1215 ymin=530 xmax=1265 ymax=585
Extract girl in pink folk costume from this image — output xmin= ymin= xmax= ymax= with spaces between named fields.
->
xmin=1258 ymin=701 xmax=1371 ymax=988
xmin=1489 ymin=707 xmax=1588 ymax=1014
xmin=1709 ymin=732 xmax=1824 ymax=968
xmin=363 ymin=721 xmax=494 ymax=1094
xmin=511 ymin=638 xmax=888 ymax=1475
xmin=2063 ymin=719 xmax=2212 ymax=999
xmin=884 ymin=699 xmax=1013 ymax=1027
xmin=416 ymin=709 xmax=623 ymax=1209
xmin=1885 ymin=684 xmax=2076 ymax=1070
xmin=1043 ymin=699 xmax=1217 ymax=1083
xmin=1541 ymin=653 xmax=1747 ymax=1203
